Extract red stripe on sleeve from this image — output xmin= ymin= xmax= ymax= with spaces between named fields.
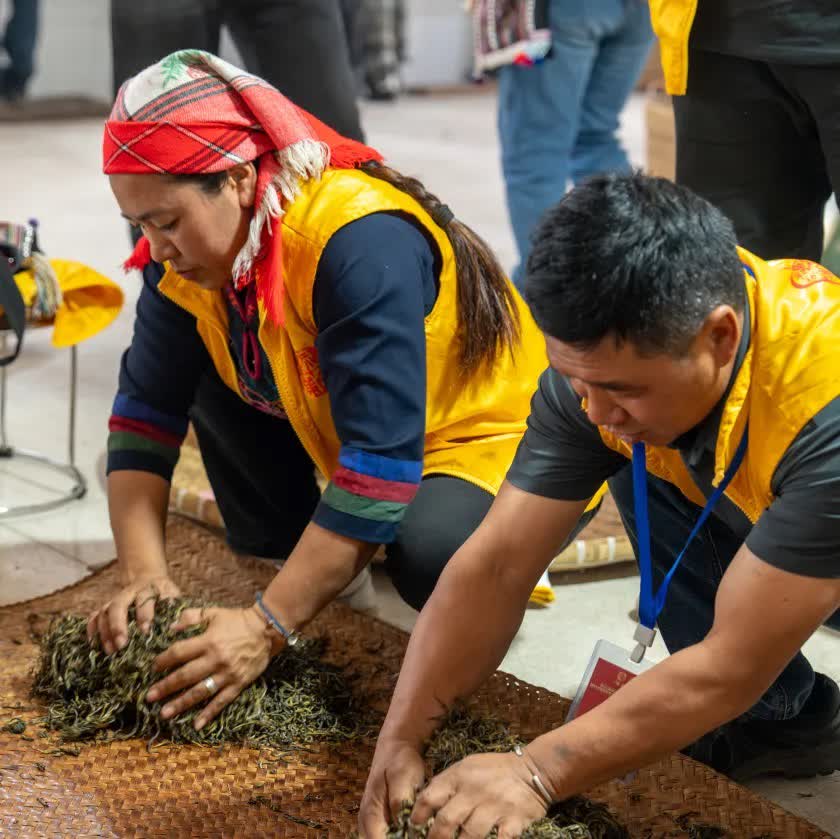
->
xmin=332 ymin=465 xmax=419 ymax=503
xmin=108 ymin=416 xmax=184 ymax=449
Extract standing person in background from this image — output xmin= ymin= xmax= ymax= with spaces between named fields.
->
xmin=489 ymin=0 xmax=654 ymax=286
xmin=358 ymin=0 xmax=406 ymax=101
xmin=110 ymin=0 xmax=364 ymax=142
xmin=652 ymin=0 xmax=840 ymax=260
xmin=0 ymin=0 xmax=39 ymax=103
xmin=342 ymin=0 xmax=406 ymax=101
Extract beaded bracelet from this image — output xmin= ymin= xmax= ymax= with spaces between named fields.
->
xmin=255 ymin=592 xmax=300 ymax=647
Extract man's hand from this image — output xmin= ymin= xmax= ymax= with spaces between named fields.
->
xmin=411 ymin=752 xmax=548 ymax=839
xmin=358 ymin=736 xmax=426 ymax=838
xmin=87 ymin=575 xmax=182 ymax=654
xmin=145 ymin=605 xmax=279 ymax=731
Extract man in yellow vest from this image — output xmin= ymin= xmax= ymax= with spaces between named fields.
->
xmin=649 ymin=0 xmax=839 ymax=261
xmin=359 ymin=172 xmax=840 ymax=837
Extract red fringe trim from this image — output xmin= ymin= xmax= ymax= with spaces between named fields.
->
xmin=123 ymin=235 xmax=152 ymax=272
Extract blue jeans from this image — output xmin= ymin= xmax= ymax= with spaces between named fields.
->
xmin=497 ymin=0 xmax=653 ymax=286
xmin=1 ymin=0 xmax=39 ymax=98
xmin=608 ymin=465 xmax=832 ymax=722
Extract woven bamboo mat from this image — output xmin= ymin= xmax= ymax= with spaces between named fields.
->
xmin=0 ymin=518 xmax=827 ymax=838
xmin=170 ymin=439 xmax=635 ymax=573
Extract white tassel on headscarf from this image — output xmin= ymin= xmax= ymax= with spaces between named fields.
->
xmin=231 ymin=138 xmax=331 ymax=286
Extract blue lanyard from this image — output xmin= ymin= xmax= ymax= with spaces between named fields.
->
xmin=632 ymin=430 xmax=748 ymax=630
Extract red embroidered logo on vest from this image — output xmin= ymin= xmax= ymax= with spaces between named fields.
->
xmin=296 ymin=346 xmax=327 ymax=398
xmin=789 ymin=260 xmax=840 ymax=288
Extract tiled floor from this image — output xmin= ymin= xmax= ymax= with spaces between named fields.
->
xmin=0 ymin=90 xmax=837 ymax=832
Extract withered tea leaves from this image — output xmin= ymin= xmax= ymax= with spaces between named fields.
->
xmin=385 ymin=800 xmax=610 ymax=839
xmin=384 ymin=708 xmax=630 ymax=839
xmin=31 ymin=598 xmax=375 ymax=749
xmin=2 ymin=718 xmax=27 ymax=735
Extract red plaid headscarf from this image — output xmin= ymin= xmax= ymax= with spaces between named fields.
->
xmin=103 ymin=50 xmax=382 ymax=322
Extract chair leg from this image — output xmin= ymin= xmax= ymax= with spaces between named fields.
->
xmin=0 ymin=332 xmax=9 ymax=456
xmin=68 ymin=344 xmax=77 ymax=467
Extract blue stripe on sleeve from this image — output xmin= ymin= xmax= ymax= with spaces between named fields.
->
xmin=112 ymin=393 xmax=189 ymax=437
xmin=338 ymin=446 xmax=423 ymax=484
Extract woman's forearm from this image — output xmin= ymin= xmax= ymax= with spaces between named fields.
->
xmin=260 ymin=521 xmax=377 ymax=632
xmin=108 ymin=470 xmax=171 ymax=582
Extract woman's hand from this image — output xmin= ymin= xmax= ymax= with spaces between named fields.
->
xmin=86 ymin=575 xmax=181 ymax=655
xmin=145 ymin=605 xmax=280 ymax=731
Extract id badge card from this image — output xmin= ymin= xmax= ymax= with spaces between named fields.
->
xmin=566 ymin=639 xmax=655 ymax=722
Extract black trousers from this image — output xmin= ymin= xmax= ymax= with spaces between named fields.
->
xmin=110 ymin=0 xmax=364 ymax=141
xmin=674 ymin=48 xmax=840 ymax=261
xmin=190 ymin=371 xmax=496 ymax=611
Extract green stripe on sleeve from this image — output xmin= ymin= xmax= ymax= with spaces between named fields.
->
xmin=321 ymin=482 xmax=408 ymax=523
xmin=108 ymin=431 xmax=180 ymax=466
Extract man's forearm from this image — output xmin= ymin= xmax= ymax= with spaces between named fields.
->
xmin=260 ymin=521 xmax=377 ymax=633
xmin=528 ymin=546 xmax=840 ymax=797
xmin=527 ymin=640 xmax=769 ymax=797
xmin=379 ymin=485 xmax=589 ymax=747
xmin=380 ymin=542 xmax=537 ymax=747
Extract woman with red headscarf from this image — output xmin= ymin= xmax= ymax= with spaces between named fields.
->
xmin=86 ymin=50 xmax=584 ymax=731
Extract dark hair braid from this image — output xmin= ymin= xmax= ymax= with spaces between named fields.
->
xmin=361 ymin=160 xmax=520 ymax=375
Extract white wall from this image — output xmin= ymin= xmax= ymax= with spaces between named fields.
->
xmin=5 ymin=0 xmax=471 ymax=101
xmin=13 ymin=0 xmax=114 ymax=101
xmin=402 ymin=0 xmax=473 ymax=88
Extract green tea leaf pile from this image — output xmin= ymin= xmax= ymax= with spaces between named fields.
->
xmin=31 ymin=598 xmax=374 ymax=748
xmin=384 ymin=708 xmax=629 ymax=839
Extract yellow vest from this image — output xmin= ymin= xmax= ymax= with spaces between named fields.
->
xmin=158 ymin=168 xmax=548 ymax=495
xmin=649 ymin=0 xmax=698 ymax=94
xmin=598 ymin=249 xmax=840 ymax=523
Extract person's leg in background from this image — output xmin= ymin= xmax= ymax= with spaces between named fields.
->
xmin=339 ymin=0 xmax=363 ymax=86
xmin=673 ymin=49 xmax=832 ymax=261
xmin=357 ymin=0 xmax=405 ymax=101
xmin=110 ymin=0 xmax=221 ymax=94
xmin=498 ymin=0 xmax=635 ymax=287
xmin=0 ymin=0 xmax=39 ymax=102
xmin=224 ymin=0 xmax=365 ymax=141
xmin=779 ymin=61 xmax=840 ymax=270
xmin=570 ymin=0 xmax=653 ymax=183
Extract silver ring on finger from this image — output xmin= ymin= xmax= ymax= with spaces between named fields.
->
xmin=202 ymin=676 xmax=218 ymax=697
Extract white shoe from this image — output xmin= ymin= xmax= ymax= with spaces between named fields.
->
xmin=337 ymin=565 xmax=378 ymax=614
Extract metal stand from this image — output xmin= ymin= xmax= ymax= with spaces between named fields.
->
xmin=0 ymin=331 xmax=87 ymax=517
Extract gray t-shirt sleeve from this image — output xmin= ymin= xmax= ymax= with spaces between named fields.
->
xmin=506 ymin=368 xmax=627 ymax=501
xmin=746 ymin=397 xmax=840 ymax=579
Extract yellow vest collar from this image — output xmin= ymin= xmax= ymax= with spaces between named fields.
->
xmin=157 ymin=264 xmax=229 ymax=333
xmin=712 ymin=268 xmax=756 ymax=486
